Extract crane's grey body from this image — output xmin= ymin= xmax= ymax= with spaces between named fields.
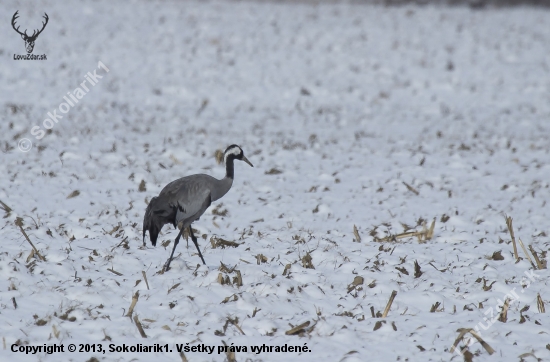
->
xmin=143 ymin=145 xmax=253 ymax=271
xmin=144 ymin=174 xmax=231 ymax=242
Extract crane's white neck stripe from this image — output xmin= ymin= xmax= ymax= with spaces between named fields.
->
xmin=224 ymin=147 xmax=241 ymax=163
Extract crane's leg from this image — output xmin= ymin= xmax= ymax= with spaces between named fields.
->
xmin=163 ymin=226 xmax=184 ymax=272
xmin=189 ymin=227 xmax=206 ymax=265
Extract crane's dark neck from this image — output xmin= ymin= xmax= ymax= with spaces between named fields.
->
xmin=211 ymin=155 xmax=235 ymax=202
xmin=225 ymin=155 xmax=236 ymax=179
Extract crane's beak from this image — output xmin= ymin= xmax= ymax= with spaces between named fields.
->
xmin=242 ymin=156 xmax=254 ymax=167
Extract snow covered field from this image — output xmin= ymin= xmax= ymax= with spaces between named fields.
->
xmin=2 ymin=0 xmax=550 ymax=361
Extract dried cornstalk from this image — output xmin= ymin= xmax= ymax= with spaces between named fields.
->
xmin=373 ymin=320 xmax=384 ymax=331
xmin=301 ymin=253 xmax=314 ymax=269
xmin=26 ymin=249 xmax=35 ymax=263
xmin=450 ymin=328 xmax=495 ymax=355
xmin=283 ymin=264 xmax=291 ymax=276
xmin=402 ymin=181 xmax=419 ymax=195
xmin=219 ymin=261 xmax=235 ymax=273
xmin=353 ymin=225 xmax=361 ymax=243
xmin=529 ymin=245 xmax=545 ymax=270
xmin=228 ymin=318 xmax=245 ymax=335
xmin=0 ymin=200 xmax=12 ymax=214
xmin=377 ymin=221 xmax=435 ymax=243
xmin=347 ymin=276 xmax=364 ymax=293
xmin=167 ymin=283 xmax=181 ymax=294
xmin=107 ymin=268 xmax=123 ymax=276
xmin=215 ymin=149 xmax=224 ymax=164
xmin=179 ymin=351 xmax=189 ymax=362
xmin=518 ymin=238 xmax=536 ymax=269
xmin=537 ymin=294 xmax=545 ymax=313
xmin=133 ymin=315 xmax=147 ymax=338
xmin=141 ymin=271 xmax=150 ymax=290
xmin=394 ymin=231 xmax=418 ymax=240
xmin=426 ymin=218 xmax=435 ymax=240
xmin=221 ymin=340 xmax=236 ymax=362
xmin=414 ymin=260 xmax=423 ymax=278
xmin=234 ymin=270 xmax=243 ymax=287
xmin=285 ymin=321 xmax=310 ymax=335
xmin=126 ymin=291 xmax=140 ymax=317
xmin=15 ymin=218 xmax=45 ymax=261
xmin=505 ymin=216 xmax=519 ymax=261
xmin=468 ymin=329 xmax=494 ymax=354
xmin=211 ymin=236 xmax=240 ymax=248
xmin=498 ymin=298 xmax=510 ymax=322
xmin=430 ymin=301 xmax=441 ymax=313
xmin=52 ymin=325 xmax=60 ymax=339
xmin=382 ymin=290 xmax=397 ymax=318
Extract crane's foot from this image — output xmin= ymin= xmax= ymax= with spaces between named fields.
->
xmin=163 ymin=259 xmax=172 ymax=273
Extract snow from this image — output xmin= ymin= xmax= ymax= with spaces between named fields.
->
xmin=1 ymin=0 xmax=550 ymax=361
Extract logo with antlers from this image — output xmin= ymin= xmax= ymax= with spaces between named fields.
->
xmin=11 ymin=10 xmax=49 ymax=54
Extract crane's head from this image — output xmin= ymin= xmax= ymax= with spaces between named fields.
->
xmin=223 ymin=144 xmax=253 ymax=167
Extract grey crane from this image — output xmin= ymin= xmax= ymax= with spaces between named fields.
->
xmin=143 ymin=145 xmax=253 ymax=271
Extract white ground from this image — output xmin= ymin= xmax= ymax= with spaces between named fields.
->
xmin=1 ymin=0 xmax=550 ymax=361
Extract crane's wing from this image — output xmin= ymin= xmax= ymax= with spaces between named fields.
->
xmin=143 ymin=195 xmax=177 ymax=246
xmin=143 ymin=175 xmax=214 ymax=247
xmin=173 ymin=186 xmax=212 ymax=228
xmin=160 ymin=177 xmax=212 ymax=227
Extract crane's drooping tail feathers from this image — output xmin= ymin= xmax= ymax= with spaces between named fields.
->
xmin=143 ymin=196 xmax=167 ymax=247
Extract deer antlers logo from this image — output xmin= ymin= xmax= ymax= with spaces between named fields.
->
xmin=12 ymin=11 xmax=49 ymax=54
